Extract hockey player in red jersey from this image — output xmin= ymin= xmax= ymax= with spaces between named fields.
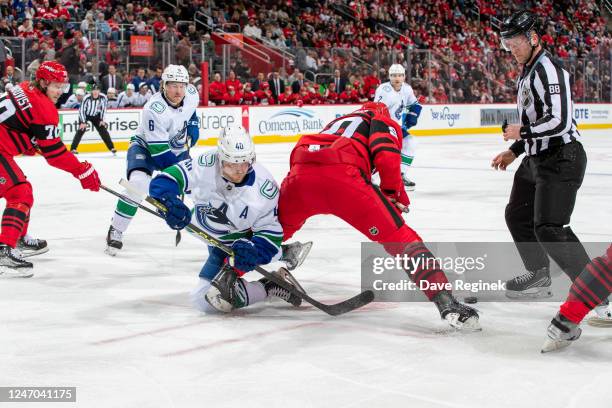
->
xmin=0 ymin=61 xmax=101 ymax=277
xmin=278 ymin=102 xmax=480 ymax=330
xmin=542 ymin=244 xmax=612 ymax=352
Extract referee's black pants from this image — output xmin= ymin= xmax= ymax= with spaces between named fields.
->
xmin=70 ymin=116 xmax=115 ymax=152
xmin=505 ymin=141 xmax=590 ymax=281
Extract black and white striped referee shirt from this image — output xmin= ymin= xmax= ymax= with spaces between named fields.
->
xmin=509 ymin=49 xmax=580 ymax=157
xmin=78 ymin=93 xmax=108 ymax=123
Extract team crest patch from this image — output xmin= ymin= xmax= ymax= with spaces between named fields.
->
xmin=520 ymin=85 xmax=532 ymax=108
xmin=260 ymin=180 xmax=279 ymax=199
xmin=369 ymin=226 xmax=379 ymax=236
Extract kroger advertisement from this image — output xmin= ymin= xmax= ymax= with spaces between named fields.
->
xmin=57 ymin=103 xmax=611 ymax=144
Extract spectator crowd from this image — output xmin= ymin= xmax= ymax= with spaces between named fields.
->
xmin=0 ymin=0 xmax=608 ymax=108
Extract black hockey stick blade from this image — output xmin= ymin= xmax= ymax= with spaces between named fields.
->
xmin=114 ymin=179 xmax=375 ymax=316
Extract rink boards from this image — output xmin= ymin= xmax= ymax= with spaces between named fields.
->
xmin=58 ymin=103 xmax=612 ymax=152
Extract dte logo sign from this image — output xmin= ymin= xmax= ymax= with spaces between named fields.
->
xmin=574 ymin=108 xmax=589 ymax=120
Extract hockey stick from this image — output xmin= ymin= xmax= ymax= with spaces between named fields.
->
xmin=104 ymin=180 xmax=374 ymax=316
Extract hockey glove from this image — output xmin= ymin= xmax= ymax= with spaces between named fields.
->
xmin=231 ymin=238 xmax=259 ymax=272
xmin=382 ymin=188 xmax=410 ymax=213
xmin=187 ymin=113 xmax=200 ymax=147
xmin=401 ymin=103 xmax=422 ymax=137
xmin=158 ymin=192 xmax=191 ymax=230
xmin=75 ymin=161 xmax=100 ymax=191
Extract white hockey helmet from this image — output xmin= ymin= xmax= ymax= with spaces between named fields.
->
xmin=161 ymin=64 xmax=190 ymax=84
xmin=217 ymin=126 xmax=255 ymax=165
xmin=388 ymin=63 xmax=406 ymax=77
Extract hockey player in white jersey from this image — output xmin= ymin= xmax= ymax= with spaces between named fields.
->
xmin=105 ymin=64 xmax=200 ymax=255
xmin=374 ymin=64 xmax=422 ymax=190
xmin=149 ymin=126 xmax=303 ymax=313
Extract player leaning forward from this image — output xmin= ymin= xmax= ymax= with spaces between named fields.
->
xmin=149 ymin=126 xmax=303 ymax=312
xmin=279 ymin=102 xmax=479 ymax=330
xmin=374 ymin=63 xmax=421 ymax=190
xmin=0 ymin=62 xmax=101 ymax=277
xmin=106 ymin=65 xmax=200 ymax=255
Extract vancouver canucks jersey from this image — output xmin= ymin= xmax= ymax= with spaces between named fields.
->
xmin=159 ymin=150 xmax=283 ymax=259
xmin=131 ymin=84 xmax=199 ymax=160
xmin=374 ymin=82 xmax=418 ymax=126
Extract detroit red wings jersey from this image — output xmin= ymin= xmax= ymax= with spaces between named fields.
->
xmin=0 ymin=82 xmax=82 ymax=174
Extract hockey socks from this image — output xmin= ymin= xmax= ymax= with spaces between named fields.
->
xmin=402 ymin=242 xmax=451 ymax=301
xmin=111 ymin=171 xmax=150 ymax=233
xmin=560 ymin=254 xmax=612 ymax=324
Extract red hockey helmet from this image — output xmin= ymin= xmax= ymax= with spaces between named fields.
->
xmin=36 ymin=61 xmax=69 ymax=83
xmin=357 ymin=101 xmax=390 ymax=118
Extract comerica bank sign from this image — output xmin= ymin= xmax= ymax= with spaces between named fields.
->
xmin=257 ymin=109 xmax=324 ymax=134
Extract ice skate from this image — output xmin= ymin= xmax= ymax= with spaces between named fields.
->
xmin=541 ymin=312 xmax=582 ymax=353
xmin=401 ymin=173 xmax=416 ymax=191
xmin=586 ymin=298 xmax=612 ymax=327
xmin=205 ymin=264 xmax=244 ymax=312
xmin=16 ymin=234 xmax=48 ymax=257
xmin=280 ymin=241 xmax=313 ymax=270
xmin=105 ymin=225 xmax=123 ymax=256
xmin=433 ymin=290 xmax=481 ymax=331
xmin=262 ymin=267 xmax=304 ymax=307
xmin=505 ymin=267 xmax=553 ymax=299
xmin=0 ymin=244 xmax=33 ymax=278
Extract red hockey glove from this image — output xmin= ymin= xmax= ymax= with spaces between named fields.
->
xmin=74 ymin=161 xmax=100 ymax=191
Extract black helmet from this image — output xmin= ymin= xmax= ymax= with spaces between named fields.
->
xmin=500 ymin=10 xmax=537 ymax=39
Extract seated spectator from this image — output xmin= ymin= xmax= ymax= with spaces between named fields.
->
xmin=106 ymin=88 xmax=120 ymax=109
xmin=278 ymin=87 xmax=296 ymax=105
xmin=134 ymin=83 xmax=152 ymax=106
xmin=222 ymin=85 xmax=242 ymax=105
xmin=225 ymin=70 xmax=241 ymax=92
xmin=61 ymin=88 xmax=85 ymax=109
xmin=209 ymin=72 xmax=226 ymax=105
xmin=254 ymin=82 xmax=275 ymax=105
xmin=323 ymin=82 xmax=339 ymax=104
xmin=146 ymin=67 xmax=163 ymax=93
xmin=117 ymin=83 xmax=139 ymax=107
xmin=131 ymin=67 xmax=147 ymax=90
xmin=2 ymin=66 xmax=22 ymax=86
xmin=243 ymin=17 xmax=262 ymax=39
xmin=241 ymin=83 xmax=257 ymax=105
xmin=338 ymin=83 xmax=360 ymax=104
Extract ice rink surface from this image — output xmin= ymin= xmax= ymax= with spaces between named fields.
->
xmin=1 ymin=130 xmax=610 ymax=408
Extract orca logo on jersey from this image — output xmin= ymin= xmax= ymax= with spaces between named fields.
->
xmin=196 ymin=202 xmax=237 ymax=235
xmin=394 ymin=102 xmax=404 ymax=121
xmin=168 ymin=122 xmax=188 ymax=149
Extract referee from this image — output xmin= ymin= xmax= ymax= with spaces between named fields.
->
xmin=70 ymin=84 xmax=116 ymax=155
xmin=491 ymin=10 xmax=590 ymax=298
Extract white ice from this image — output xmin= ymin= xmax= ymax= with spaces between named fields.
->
xmin=1 ymin=130 xmax=611 ymax=408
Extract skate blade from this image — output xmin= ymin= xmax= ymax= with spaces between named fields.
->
xmin=505 ymin=288 xmax=553 ymax=299
xmin=541 ymin=338 xmax=573 ymax=353
xmin=104 ymin=246 xmax=120 ymax=257
xmin=0 ymin=266 xmax=34 ymax=278
xmin=281 ymin=241 xmax=313 ymax=270
xmin=586 ymin=317 xmax=612 ymax=328
xmin=276 ymin=267 xmax=306 ymax=295
xmin=445 ymin=314 xmax=482 ymax=332
xmin=19 ymin=247 xmax=49 ymax=258
xmin=404 ymin=185 xmax=415 ymax=191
